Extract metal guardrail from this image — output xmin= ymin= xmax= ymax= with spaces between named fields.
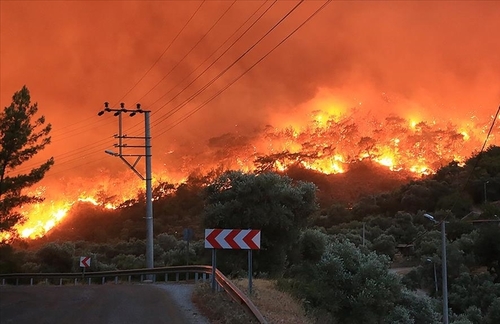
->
xmin=0 ymin=265 xmax=267 ymax=324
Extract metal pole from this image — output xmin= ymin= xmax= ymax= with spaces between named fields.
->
xmin=441 ymin=221 xmax=449 ymax=324
xmin=118 ymin=110 xmax=123 ymax=156
xmin=98 ymin=103 xmax=154 ymax=271
xmin=145 ymin=111 xmax=154 ymax=269
xmin=433 ymin=262 xmax=438 ymax=293
xmin=211 ymin=249 xmax=216 ymax=292
xmin=248 ymin=250 xmax=253 ymax=295
xmin=362 ymin=223 xmax=365 ymax=246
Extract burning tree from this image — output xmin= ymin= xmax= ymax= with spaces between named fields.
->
xmin=0 ymin=86 xmax=53 ymax=235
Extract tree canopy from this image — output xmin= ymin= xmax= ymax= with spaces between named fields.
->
xmin=203 ymin=170 xmax=318 ymax=274
xmin=0 ymin=86 xmax=53 ymax=234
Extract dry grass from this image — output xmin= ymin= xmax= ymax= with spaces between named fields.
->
xmin=192 ymin=278 xmax=313 ymax=324
xmin=233 ymin=278 xmax=314 ymax=324
xmin=192 ymin=282 xmax=256 ymax=324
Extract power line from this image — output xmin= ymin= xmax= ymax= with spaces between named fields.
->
xmin=150 ymin=0 xmax=304 ymax=131
xmin=446 ymin=105 xmax=500 ymax=220
xmin=135 ymin=1 xmax=237 ymax=105
xmin=144 ymin=0 xmax=276 ymax=112
xmin=124 ymin=0 xmax=274 ymax=136
xmin=36 ymin=2 xmax=206 ymax=142
xmin=15 ymin=2 xmax=210 ymax=175
xmin=13 ymin=1 xmax=324 ymax=180
xmin=113 ymin=1 xmax=206 ymax=106
xmin=156 ymin=0 xmax=331 ymax=136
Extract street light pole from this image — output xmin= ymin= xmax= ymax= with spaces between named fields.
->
xmin=440 ymin=220 xmax=448 ymax=324
xmin=426 ymin=258 xmax=438 ymax=293
xmin=424 ymin=214 xmax=449 ymax=324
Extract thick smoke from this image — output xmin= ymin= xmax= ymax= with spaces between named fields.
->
xmin=1 ymin=1 xmax=499 ymax=181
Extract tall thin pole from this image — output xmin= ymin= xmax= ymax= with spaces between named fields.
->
xmin=362 ymin=223 xmax=365 ymax=246
xmin=98 ymin=103 xmax=154 ymax=271
xmin=441 ymin=221 xmax=449 ymax=324
xmin=433 ymin=262 xmax=438 ymax=293
xmin=145 ymin=111 xmax=154 ymax=270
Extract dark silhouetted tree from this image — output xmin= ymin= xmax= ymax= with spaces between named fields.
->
xmin=0 ymin=86 xmax=53 ymax=235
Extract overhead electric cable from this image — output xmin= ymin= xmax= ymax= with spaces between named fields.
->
xmin=446 ymin=105 xmax=500 ymax=220
xmin=135 ymin=1 xmax=237 ymax=104
xmin=21 ymin=3 xmax=208 ymax=177
xmin=155 ymin=0 xmax=331 ymax=135
xmin=113 ymin=1 xmax=205 ymax=106
xmin=40 ymin=2 xmax=206 ymax=140
xmin=150 ymin=0 xmax=303 ymax=130
xmin=124 ymin=0 xmax=275 ymax=137
xmin=144 ymin=0 xmax=277 ymax=112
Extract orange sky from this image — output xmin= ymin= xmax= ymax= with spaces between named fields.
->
xmin=1 ymin=0 xmax=500 ymax=184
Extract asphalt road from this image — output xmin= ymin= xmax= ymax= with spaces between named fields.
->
xmin=0 ymin=284 xmax=193 ymax=324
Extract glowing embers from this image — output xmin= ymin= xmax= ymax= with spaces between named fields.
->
xmin=78 ymin=196 xmax=117 ymax=210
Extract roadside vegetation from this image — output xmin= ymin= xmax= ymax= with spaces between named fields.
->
xmin=192 ymin=278 xmax=313 ymax=324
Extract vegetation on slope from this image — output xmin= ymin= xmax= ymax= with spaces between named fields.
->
xmin=1 ymin=146 xmax=500 ymax=323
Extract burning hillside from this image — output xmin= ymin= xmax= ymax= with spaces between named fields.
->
xmin=7 ymin=100 xmax=499 ymax=241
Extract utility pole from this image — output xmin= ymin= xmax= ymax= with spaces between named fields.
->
xmin=484 ymin=181 xmax=489 ymax=203
xmin=98 ymin=102 xmax=154 ymax=270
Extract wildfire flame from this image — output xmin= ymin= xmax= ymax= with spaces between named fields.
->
xmin=3 ymin=96 xmax=499 ymax=241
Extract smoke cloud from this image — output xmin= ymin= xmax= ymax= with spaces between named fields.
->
xmin=1 ymin=0 xmax=499 ymax=181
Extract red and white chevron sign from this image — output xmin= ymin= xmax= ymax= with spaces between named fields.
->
xmin=79 ymin=256 xmax=91 ymax=268
xmin=204 ymin=229 xmax=261 ymax=250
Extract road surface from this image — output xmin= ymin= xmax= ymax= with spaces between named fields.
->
xmin=0 ymin=283 xmax=204 ymax=324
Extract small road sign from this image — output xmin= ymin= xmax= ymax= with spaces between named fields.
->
xmin=204 ymin=229 xmax=261 ymax=249
xmin=79 ymin=256 xmax=91 ymax=268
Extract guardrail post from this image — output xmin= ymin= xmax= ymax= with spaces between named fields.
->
xmin=102 ymin=277 xmax=105 ymax=285
xmin=128 ymin=275 xmax=131 ymax=283
xmin=115 ymin=276 xmax=118 ymax=284
xmin=153 ymin=274 xmax=156 ymax=283
xmin=202 ymin=273 xmax=206 ymax=282
xmin=175 ymin=273 xmax=179 ymax=282
xmin=2 ymin=279 xmax=5 ymax=285
xmin=165 ymin=274 xmax=168 ymax=282
xmin=195 ymin=273 xmax=199 ymax=282
xmin=30 ymin=278 xmax=33 ymax=286
xmin=140 ymin=275 xmax=143 ymax=282
xmin=59 ymin=278 xmax=62 ymax=286
xmin=74 ymin=278 xmax=77 ymax=285
xmin=45 ymin=278 xmax=48 ymax=285
xmin=88 ymin=278 xmax=91 ymax=285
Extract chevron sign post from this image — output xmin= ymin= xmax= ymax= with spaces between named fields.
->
xmin=204 ymin=229 xmax=261 ymax=249
xmin=205 ymin=229 xmax=261 ymax=294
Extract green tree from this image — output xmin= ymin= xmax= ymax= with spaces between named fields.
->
xmin=0 ymin=86 xmax=53 ymax=234
xmin=203 ymin=171 xmax=318 ymax=275
xmin=371 ymin=233 xmax=397 ymax=259
xmin=298 ymin=228 xmax=327 ymax=262
xmin=474 ymin=225 xmax=500 ymax=283
xmin=36 ymin=242 xmax=74 ymax=272
xmin=485 ymin=297 xmax=500 ymax=324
